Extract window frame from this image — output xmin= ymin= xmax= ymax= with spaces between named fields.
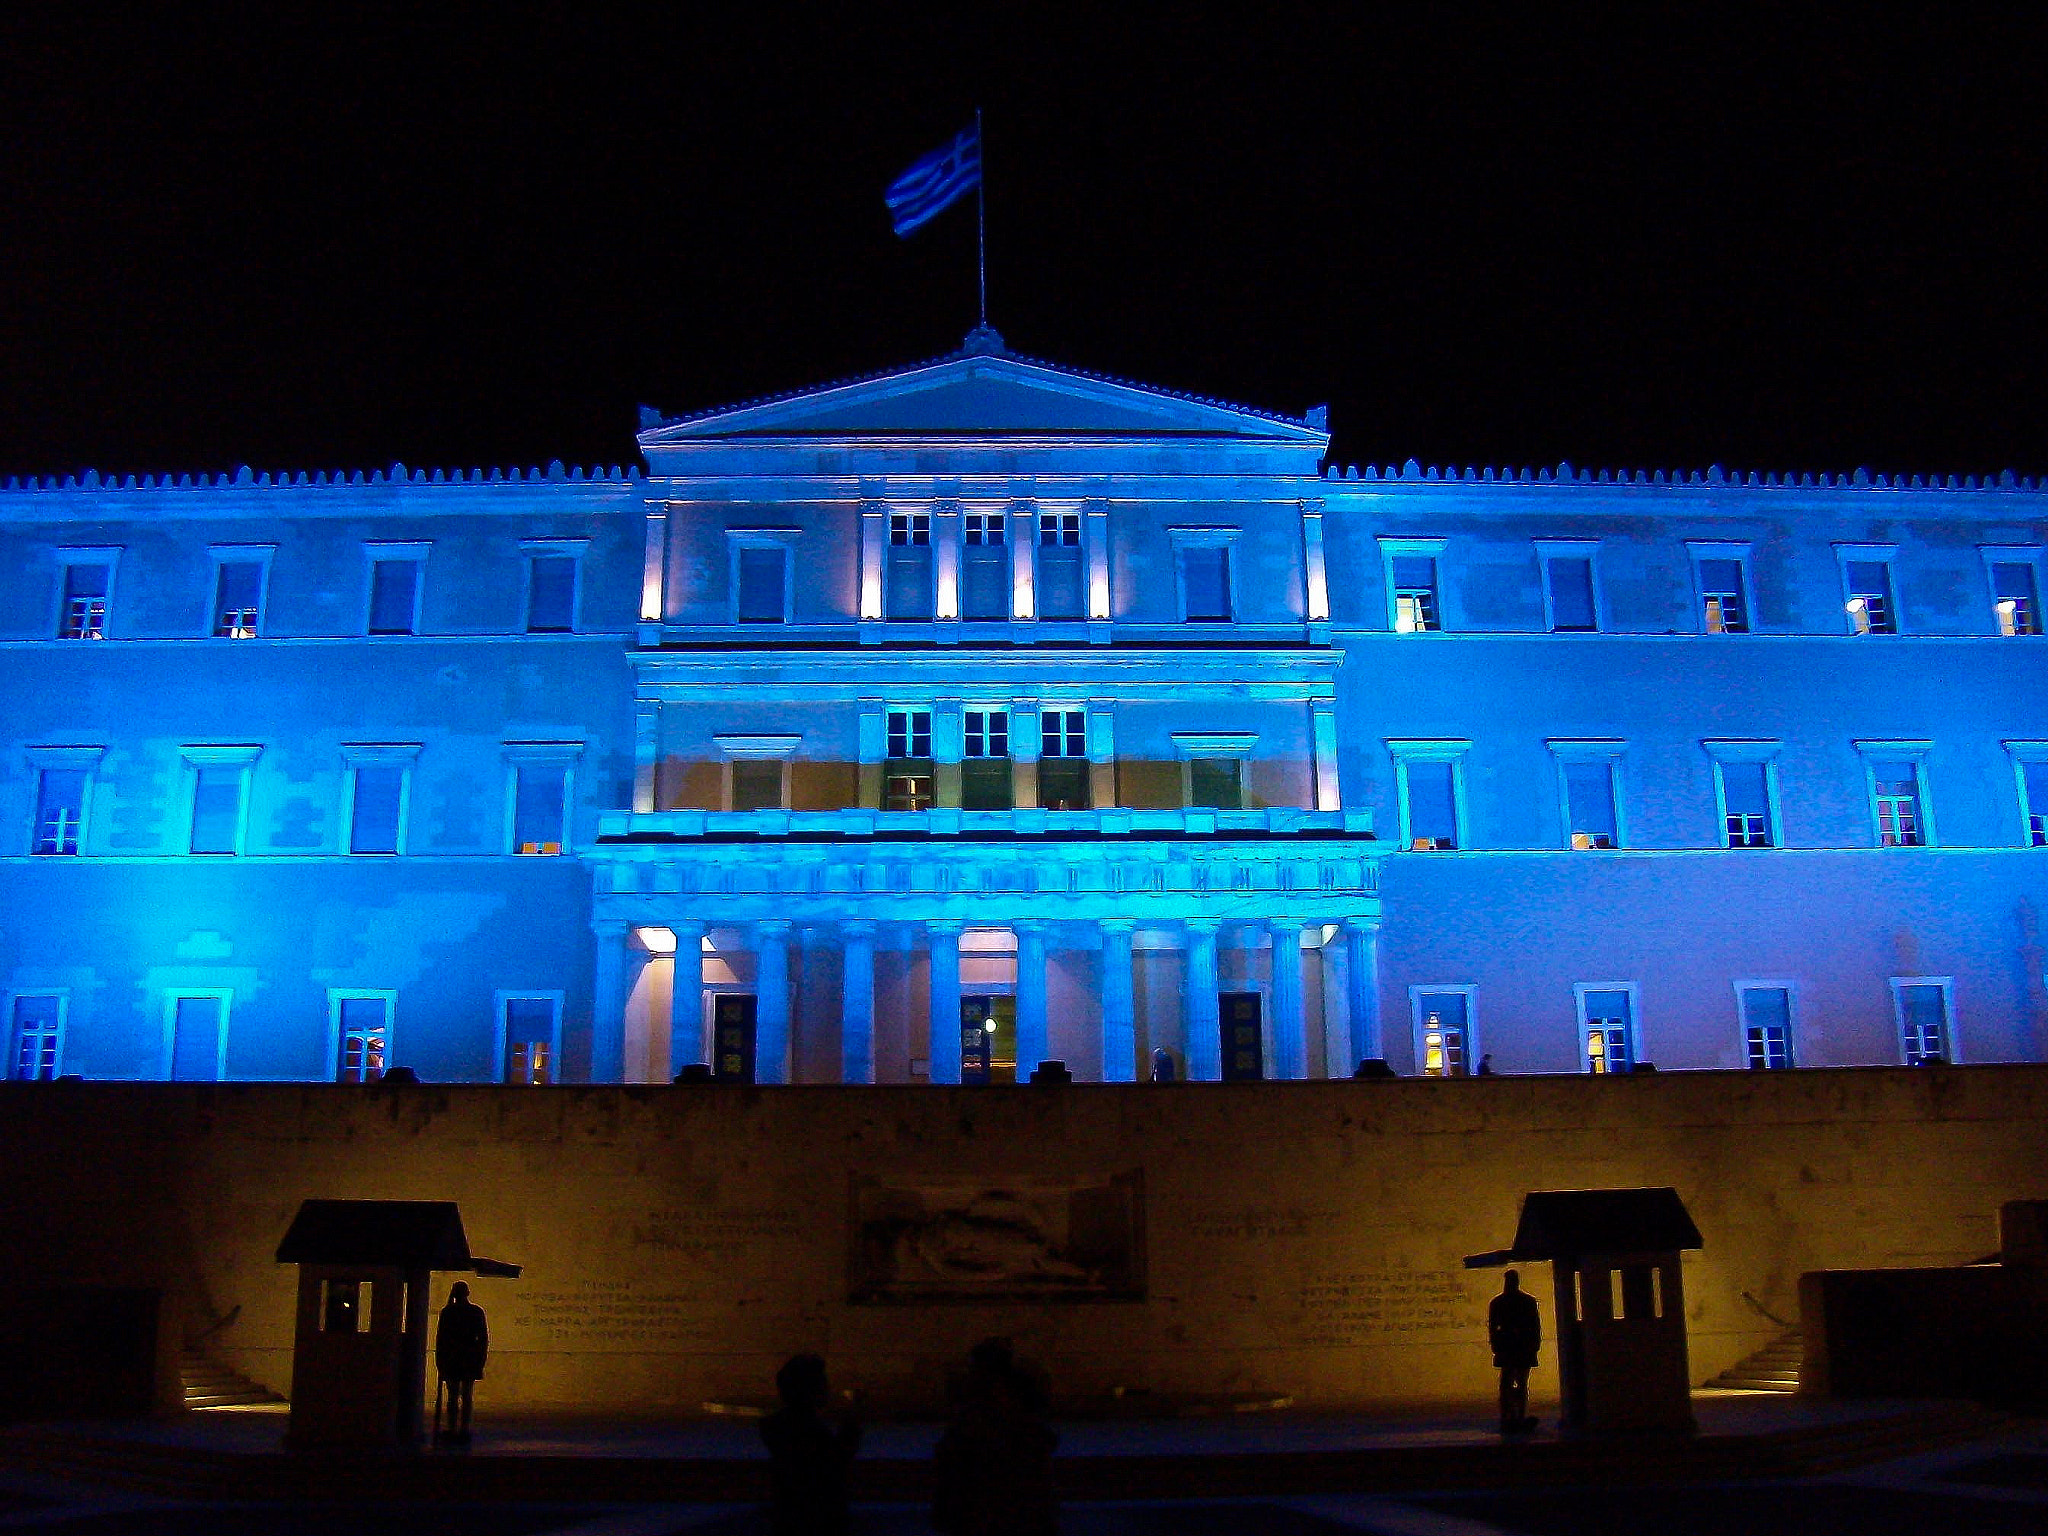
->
xmin=1703 ymin=739 xmax=1784 ymax=850
xmin=493 ymin=989 xmax=565 ymax=1086
xmin=1854 ymin=739 xmax=1936 ymax=848
xmin=714 ymin=733 xmax=800 ymax=813
xmin=1534 ymin=539 xmax=1602 ymax=633
xmin=520 ymin=537 xmax=589 ymax=635
xmin=160 ymin=988 xmax=233 ymax=1082
xmin=1549 ymin=739 xmax=1627 ymax=850
xmin=208 ymin=544 xmax=275 ymax=639
xmin=6 ymin=989 xmax=68 ymax=1081
xmin=1981 ymin=546 xmax=2045 ymax=637
xmin=1574 ymin=981 xmax=1642 ymax=1074
xmin=339 ymin=743 xmax=420 ymax=856
xmin=1889 ymin=975 xmax=1958 ymax=1065
xmin=1409 ymin=984 xmax=1479 ymax=1078
xmin=502 ymin=741 xmax=583 ymax=856
xmin=1379 ymin=536 xmax=1448 ymax=633
xmin=327 ymin=988 xmax=396 ymax=1084
xmin=726 ymin=528 xmax=799 ymax=626
xmin=25 ymin=744 xmax=103 ymax=857
xmin=54 ymin=546 xmax=121 ymax=641
xmin=1169 ymin=526 xmax=1241 ymax=625
xmin=1387 ymin=738 xmax=1472 ymax=851
xmin=1733 ymin=980 xmax=1798 ymax=1070
xmin=1173 ymin=732 xmax=1258 ymax=812
xmin=364 ymin=542 xmax=430 ymax=636
xmin=2005 ymin=740 xmax=2048 ymax=847
xmin=180 ymin=744 xmax=262 ymax=857
xmin=1834 ymin=543 xmax=1901 ymax=636
xmin=1686 ymin=541 xmax=1755 ymax=635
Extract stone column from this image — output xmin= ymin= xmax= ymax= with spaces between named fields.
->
xmin=1099 ymin=920 xmax=1137 ymax=1082
xmin=926 ymin=921 xmax=964 ymax=1084
xmin=1014 ymin=921 xmax=1049 ymax=1080
xmin=669 ymin=920 xmax=706 ymax=1077
xmin=1269 ymin=919 xmax=1307 ymax=1079
xmin=1183 ymin=919 xmax=1221 ymax=1081
xmin=841 ymin=920 xmax=877 ymax=1084
xmin=755 ymin=919 xmax=793 ymax=1084
xmin=589 ymin=918 xmax=632 ymax=1084
xmin=1345 ymin=917 xmax=1383 ymax=1066
xmin=633 ymin=698 xmax=662 ymax=813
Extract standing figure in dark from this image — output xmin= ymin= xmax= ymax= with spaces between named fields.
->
xmin=434 ymin=1280 xmax=488 ymax=1445
xmin=1488 ymin=1269 xmax=1541 ymax=1434
xmin=760 ymin=1353 xmax=861 ymax=1536
xmin=933 ymin=1338 xmax=1058 ymax=1536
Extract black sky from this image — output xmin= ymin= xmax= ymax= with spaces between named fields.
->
xmin=2 ymin=9 xmax=2044 ymax=479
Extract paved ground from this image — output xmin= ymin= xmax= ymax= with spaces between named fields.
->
xmin=0 ymin=1417 xmax=2038 ymax=1534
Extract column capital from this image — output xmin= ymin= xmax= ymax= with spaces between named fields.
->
xmin=670 ymin=918 xmax=707 ymax=939
xmin=1097 ymin=918 xmax=1137 ymax=936
xmin=1182 ymin=917 xmax=1221 ymax=936
xmin=1011 ymin=918 xmax=1048 ymax=936
xmin=591 ymin=916 xmax=632 ymax=939
xmin=756 ymin=918 xmax=795 ymax=938
xmin=1345 ymin=915 xmax=1383 ymax=935
xmin=925 ymin=918 xmax=967 ymax=936
xmin=841 ymin=919 xmax=878 ymax=941
xmin=1267 ymin=917 xmax=1308 ymax=934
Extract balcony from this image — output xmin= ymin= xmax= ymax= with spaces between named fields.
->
xmin=596 ymin=805 xmax=1373 ymax=844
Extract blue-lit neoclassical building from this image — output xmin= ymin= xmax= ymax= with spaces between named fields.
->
xmin=4 ymin=328 xmax=2046 ymax=1087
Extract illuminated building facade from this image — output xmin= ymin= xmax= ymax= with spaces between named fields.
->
xmin=4 ymin=329 xmax=2046 ymax=1086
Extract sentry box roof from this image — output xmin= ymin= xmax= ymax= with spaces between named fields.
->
xmin=275 ymin=1200 xmax=521 ymax=1277
xmin=1465 ymin=1187 xmax=1703 ymax=1268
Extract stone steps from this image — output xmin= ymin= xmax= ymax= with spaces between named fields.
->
xmin=180 ymin=1350 xmax=286 ymax=1412
xmin=1702 ymin=1329 xmax=1804 ymax=1393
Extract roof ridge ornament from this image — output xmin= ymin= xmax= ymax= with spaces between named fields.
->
xmin=960 ymin=322 xmax=1008 ymax=356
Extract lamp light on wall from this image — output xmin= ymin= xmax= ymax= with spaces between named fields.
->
xmin=633 ymin=926 xmax=678 ymax=956
xmin=1997 ymin=597 xmax=2021 ymax=634
xmin=1846 ymin=596 xmax=1871 ymax=635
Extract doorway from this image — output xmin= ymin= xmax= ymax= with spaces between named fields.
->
xmin=960 ymin=995 xmax=1016 ymax=1085
xmin=1220 ymin=991 xmax=1264 ymax=1081
xmin=713 ymin=994 xmax=757 ymax=1083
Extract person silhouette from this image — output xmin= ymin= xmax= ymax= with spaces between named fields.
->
xmin=933 ymin=1338 xmax=1058 ymax=1536
xmin=434 ymin=1280 xmax=488 ymax=1445
xmin=1489 ymin=1269 xmax=1541 ymax=1434
xmin=760 ymin=1353 xmax=861 ymax=1536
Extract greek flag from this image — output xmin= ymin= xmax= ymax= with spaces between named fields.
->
xmin=886 ymin=124 xmax=981 ymax=237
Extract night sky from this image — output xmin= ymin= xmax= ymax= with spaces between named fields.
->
xmin=2 ymin=11 xmax=2045 ymax=480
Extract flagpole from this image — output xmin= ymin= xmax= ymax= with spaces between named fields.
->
xmin=975 ymin=108 xmax=987 ymax=328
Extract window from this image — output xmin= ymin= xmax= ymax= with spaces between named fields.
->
xmin=1412 ymin=987 xmax=1475 ymax=1077
xmin=1391 ymin=557 xmax=1440 ymax=632
xmin=1738 ymin=985 xmax=1794 ymax=1070
xmin=165 ymin=992 xmax=230 ymax=1082
xmin=1537 ymin=542 xmax=1599 ymax=632
xmin=32 ymin=770 xmax=86 ymax=856
xmin=2008 ymin=743 xmax=2048 ymax=846
xmin=1038 ymin=708 xmax=1091 ymax=810
xmin=1038 ymin=512 xmax=1080 ymax=547
xmin=57 ymin=555 xmax=116 ymax=639
xmin=211 ymin=555 xmax=268 ymax=638
xmin=727 ymin=760 xmax=781 ymax=812
xmin=505 ymin=743 xmax=580 ymax=855
xmin=1891 ymin=979 xmax=1953 ymax=1065
xmin=1688 ymin=544 xmax=1752 ymax=633
xmin=182 ymin=746 xmax=260 ymax=856
xmin=885 ymin=708 xmax=934 ymax=812
xmin=1705 ymin=741 xmax=1782 ymax=849
xmin=735 ymin=545 xmax=787 ymax=623
xmin=526 ymin=554 xmax=578 ymax=633
xmin=1390 ymin=740 xmax=1469 ymax=851
xmin=1838 ymin=548 xmax=1898 ymax=635
xmin=1551 ymin=741 xmax=1624 ymax=849
xmin=961 ymin=709 xmax=1012 ymax=810
xmin=961 ymin=513 xmax=1010 ymax=621
xmin=1037 ymin=510 xmax=1085 ymax=619
xmin=497 ymin=993 xmax=562 ymax=1085
xmin=366 ymin=547 xmax=426 ymax=635
xmin=329 ymin=992 xmax=392 ymax=1083
xmin=1173 ymin=529 xmax=1239 ymax=624
xmin=1577 ymin=985 xmax=1638 ymax=1073
xmin=9 ymin=993 xmax=64 ymax=1081
xmin=1857 ymin=741 xmax=1933 ymax=848
xmin=887 ymin=511 xmax=934 ymax=619
xmin=1988 ymin=556 xmax=2042 ymax=635
xmin=342 ymin=745 xmax=418 ymax=856
xmin=1186 ymin=757 xmax=1242 ymax=810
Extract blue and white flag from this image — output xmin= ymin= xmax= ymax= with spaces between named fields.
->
xmin=886 ymin=124 xmax=981 ymax=237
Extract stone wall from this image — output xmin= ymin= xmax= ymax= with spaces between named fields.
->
xmin=3 ymin=1065 xmax=2043 ymax=1414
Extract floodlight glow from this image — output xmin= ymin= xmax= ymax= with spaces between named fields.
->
xmin=634 ymin=926 xmax=678 ymax=955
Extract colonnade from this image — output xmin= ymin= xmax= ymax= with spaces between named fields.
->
xmin=592 ymin=915 xmax=1384 ymax=1085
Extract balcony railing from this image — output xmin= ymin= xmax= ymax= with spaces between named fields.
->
xmin=598 ymin=806 xmax=1375 ymax=842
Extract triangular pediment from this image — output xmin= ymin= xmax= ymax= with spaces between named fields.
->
xmin=640 ymin=335 xmax=1326 ymax=446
